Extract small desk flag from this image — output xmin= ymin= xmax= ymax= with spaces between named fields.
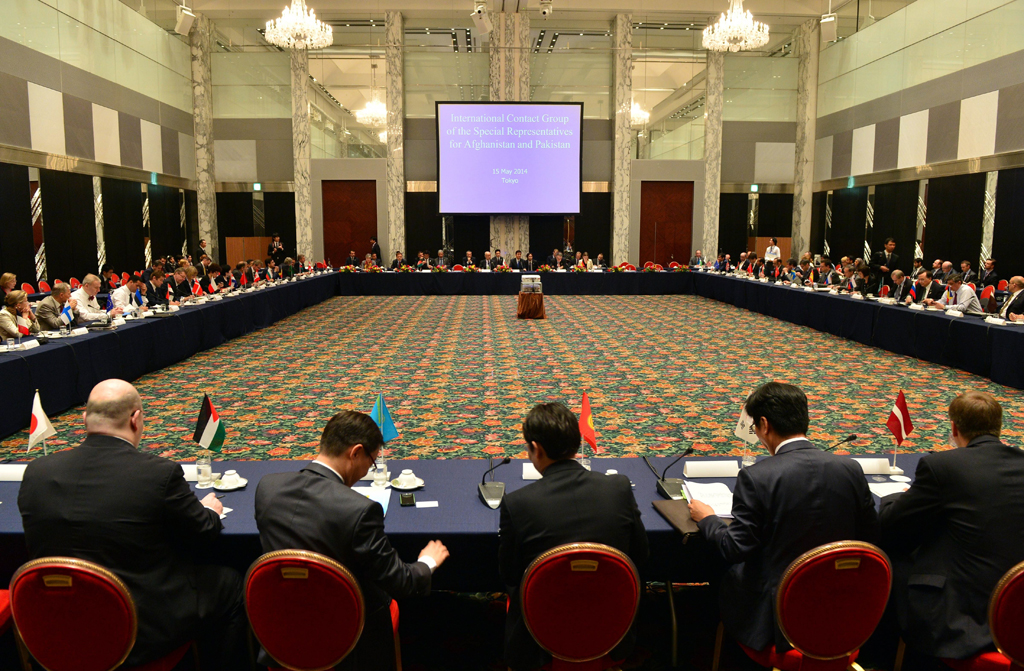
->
xmin=579 ymin=392 xmax=599 ymax=453
xmin=192 ymin=394 xmax=225 ymax=452
xmin=29 ymin=391 xmax=56 ymax=452
xmin=370 ymin=393 xmax=399 ymax=443
xmin=886 ymin=390 xmax=913 ymax=446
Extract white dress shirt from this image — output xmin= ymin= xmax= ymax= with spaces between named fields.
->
xmin=70 ymin=287 xmax=106 ymax=323
xmin=764 ymin=245 xmax=781 ymax=262
xmin=938 ymin=284 xmax=982 ymax=312
xmin=111 ymin=284 xmax=141 ymax=311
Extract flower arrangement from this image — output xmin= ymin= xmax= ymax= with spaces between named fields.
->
xmin=673 ymin=265 xmax=689 ymax=273
xmin=339 ymin=265 xmax=356 ymax=273
xmin=572 ymin=265 xmax=588 ymax=273
xmin=431 ymin=265 xmax=448 ymax=273
xmin=463 ymin=264 xmax=480 ymax=273
xmin=642 ymin=265 xmax=660 ymax=273
xmin=494 ymin=265 xmax=512 ymax=273
xmin=366 ymin=265 xmax=384 ymax=274
xmin=397 ymin=265 xmax=414 ymax=273
xmin=609 ymin=265 xmax=624 ymax=273
xmin=537 ymin=265 xmax=553 ymax=273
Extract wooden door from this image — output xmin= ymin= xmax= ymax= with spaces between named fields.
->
xmin=639 ymin=181 xmax=694 ymax=266
xmin=322 ymin=180 xmax=377 ymax=266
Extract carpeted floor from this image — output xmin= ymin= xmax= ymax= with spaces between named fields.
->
xmin=3 ymin=294 xmax=1022 ymax=462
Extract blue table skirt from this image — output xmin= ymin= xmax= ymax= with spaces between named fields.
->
xmin=335 ymin=271 xmax=690 ymax=296
xmin=0 ymin=454 xmax=923 ymax=591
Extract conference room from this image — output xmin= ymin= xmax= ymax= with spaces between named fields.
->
xmin=1 ymin=0 xmax=1024 ymax=669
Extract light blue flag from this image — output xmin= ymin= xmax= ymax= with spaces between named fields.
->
xmin=370 ymin=393 xmax=399 ymax=443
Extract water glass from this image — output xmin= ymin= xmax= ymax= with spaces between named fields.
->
xmin=60 ymin=324 xmax=68 ymax=337
xmin=742 ymin=454 xmax=757 ymax=468
xmin=4 ymin=338 xmax=12 ymax=351
xmin=578 ymin=456 xmax=592 ymax=471
xmin=372 ymin=458 xmax=389 ymax=487
xmin=197 ymin=457 xmax=213 ymax=488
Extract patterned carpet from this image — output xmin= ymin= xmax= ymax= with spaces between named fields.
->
xmin=3 ymin=294 xmax=1023 ymax=462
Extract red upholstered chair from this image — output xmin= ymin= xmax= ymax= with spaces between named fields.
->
xmin=37 ymin=281 xmax=51 ymax=293
xmin=969 ymin=283 xmax=977 ymax=292
xmin=121 ymin=272 xmax=130 ymax=284
xmin=643 ymin=262 xmax=654 ymax=269
xmin=9 ymin=557 xmax=194 ymax=671
xmin=452 ymin=264 xmax=465 ymax=271
xmin=519 ymin=542 xmax=641 ymax=671
xmin=69 ymin=277 xmax=81 ymax=289
xmin=654 ymin=264 xmax=664 ymax=271
xmin=626 ymin=264 xmax=636 ymax=271
xmin=880 ymin=285 xmax=890 ymax=297
xmin=20 ymin=283 xmax=35 ymax=294
xmin=669 ymin=262 xmax=680 ymax=269
xmin=246 ymin=549 xmax=401 ymax=671
xmin=618 ymin=262 xmax=629 ymax=268
xmin=714 ymin=541 xmax=891 ymax=671
xmin=998 ymin=279 xmax=1009 ymax=291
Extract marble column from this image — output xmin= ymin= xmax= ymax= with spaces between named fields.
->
xmin=791 ymin=19 xmax=819 ymax=256
xmin=385 ymin=11 xmax=406 ymax=259
xmin=488 ymin=12 xmax=531 ymax=257
xmin=291 ymin=47 xmax=313 ymax=260
xmin=611 ymin=14 xmax=632 ymax=266
xmin=981 ymin=171 xmax=997 ymax=267
xmin=190 ymin=15 xmax=218 ymax=262
xmin=702 ymin=51 xmax=724 ymax=257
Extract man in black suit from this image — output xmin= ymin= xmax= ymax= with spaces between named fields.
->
xmin=978 ymin=258 xmax=998 ymax=288
xmin=196 ymin=238 xmax=209 ymax=263
xmin=879 ymin=392 xmax=1024 ymax=661
xmin=688 ymin=382 xmax=878 ymax=652
xmin=959 ymin=260 xmax=978 ymax=285
xmin=390 ymin=251 xmax=408 ymax=270
xmin=508 ymin=250 xmax=526 ymax=270
xmin=435 ymin=249 xmax=448 ymax=268
xmin=500 ymin=403 xmax=648 ymax=671
xmin=256 ymin=411 xmax=449 ymax=670
xmin=145 ymin=270 xmax=174 ymax=306
xmin=906 ymin=269 xmax=944 ymax=304
xmin=370 ymin=236 xmax=382 ymax=263
xmin=344 ymin=250 xmax=361 ymax=267
xmin=18 ymin=380 xmax=246 ymax=670
xmin=870 ymin=238 xmax=899 ymax=289
xmin=546 ymin=248 xmax=560 ymax=266
xmin=998 ymin=275 xmax=1024 ymax=321
xmin=459 ymin=250 xmax=475 ymax=268
xmin=889 ymin=269 xmax=914 ymax=302
xmin=523 ymin=253 xmax=539 ymax=272
xmin=933 ymin=260 xmax=953 ymax=283
xmin=168 ymin=267 xmax=192 ymax=301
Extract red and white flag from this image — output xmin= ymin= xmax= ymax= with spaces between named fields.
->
xmin=886 ymin=390 xmax=913 ymax=446
xmin=16 ymin=316 xmax=31 ymax=336
xmin=29 ymin=390 xmax=56 ymax=452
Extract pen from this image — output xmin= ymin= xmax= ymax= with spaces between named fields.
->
xmin=215 ymin=495 xmax=225 ymax=499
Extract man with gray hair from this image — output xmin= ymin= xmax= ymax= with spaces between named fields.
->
xmin=70 ymin=273 xmax=122 ymax=323
xmin=34 ymin=282 xmax=77 ymax=330
xmin=18 ymin=380 xmax=247 ymax=670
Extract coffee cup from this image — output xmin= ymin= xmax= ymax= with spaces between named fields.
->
xmin=398 ymin=469 xmax=417 ymax=487
xmin=605 ymin=469 xmax=618 ymax=475
xmin=221 ymin=470 xmax=240 ymax=488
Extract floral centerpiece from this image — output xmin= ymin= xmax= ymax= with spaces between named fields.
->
xmin=609 ymin=265 xmax=624 ymax=273
xmin=673 ymin=265 xmax=689 ymax=273
xmin=431 ymin=265 xmax=448 ymax=273
xmin=339 ymin=265 xmax=357 ymax=273
xmin=572 ymin=265 xmax=588 ymax=273
xmin=537 ymin=265 xmax=553 ymax=273
xmin=642 ymin=265 xmax=660 ymax=273
xmin=495 ymin=265 xmax=512 ymax=273
xmin=397 ymin=265 xmax=414 ymax=273
xmin=366 ymin=265 xmax=384 ymax=274
xmin=463 ymin=264 xmax=480 ymax=273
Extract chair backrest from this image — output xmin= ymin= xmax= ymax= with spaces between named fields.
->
xmin=10 ymin=557 xmax=137 ymax=671
xmin=20 ymin=283 xmax=35 ymax=294
xmin=245 ymin=550 xmax=365 ymax=671
xmin=121 ymin=272 xmax=130 ymax=284
xmin=998 ymin=279 xmax=1008 ymax=291
xmin=643 ymin=261 xmax=654 ymax=268
xmin=969 ymin=282 xmax=977 ymax=292
xmin=776 ymin=541 xmax=891 ymax=661
xmin=669 ymin=262 xmax=680 ymax=268
xmin=520 ymin=542 xmax=640 ymax=663
xmin=37 ymin=281 xmax=51 ymax=293
xmin=69 ymin=278 xmax=81 ymax=289
xmin=626 ymin=264 xmax=636 ymax=271
xmin=654 ymin=264 xmax=664 ymax=271
xmin=990 ymin=560 xmax=1024 ymax=666
xmin=981 ymin=285 xmax=995 ymax=300
xmin=880 ymin=285 xmax=890 ymax=297
xmin=618 ymin=262 xmax=629 ymax=268
xmin=452 ymin=264 xmax=464 ymax=271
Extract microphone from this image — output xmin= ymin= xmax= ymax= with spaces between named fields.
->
xmin=824 ymin=434 xmax=858 ymax=451
xmin=479 ymin=457 xmax=511 ymax=509
xmin=645 ymin=447 xmax=694 ymax=500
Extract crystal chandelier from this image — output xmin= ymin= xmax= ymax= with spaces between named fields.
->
xmin=702 ymin=0 xmax=770 ymax=53
xmin=265 ymin=0 xmax=333 ymax=50
xmin=378 ymin=130 xmax=388 ymax=143
xmin=356 ymin=62 xmax=387 ymax=128
xmin=630 ymin=101 xmax=650 ymax=128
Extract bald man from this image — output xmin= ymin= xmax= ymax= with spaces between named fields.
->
xmin=18 ymin=380 xmax=247 ymax=670
xmin=1000 ymin=276 xmax=1024 ymax=322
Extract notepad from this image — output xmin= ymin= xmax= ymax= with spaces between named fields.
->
xmin=868 ymin=482 xmax=909 ymax=497
xmin=682 ymin=481 xmax=734 ymax=518
xmin=354 ymin=486 xmax=391 ymax=516
xmin=220 ymin=506 xmax=233 ymax=520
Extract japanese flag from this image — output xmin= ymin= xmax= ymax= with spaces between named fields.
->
xmin=29 ymin=391 xmax=56 ymax=452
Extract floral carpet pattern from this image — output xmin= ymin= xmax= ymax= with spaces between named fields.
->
xmin=3 ymin=295 xmax=1023 ymax=462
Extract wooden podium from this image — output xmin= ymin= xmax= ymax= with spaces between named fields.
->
xmin=517 ymin=292 xmax=546 ymax=319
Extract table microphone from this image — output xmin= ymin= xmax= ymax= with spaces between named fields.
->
xmin=645 ymin=447 xmax=694 ymax=500
xmin=479 ymin=457 xmax=511 ymax=509
xmin=824 ymin=434 xmax=858 ymax=451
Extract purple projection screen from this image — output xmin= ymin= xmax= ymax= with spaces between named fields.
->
xmin=436 ymin=102 xmax=583 ymax=215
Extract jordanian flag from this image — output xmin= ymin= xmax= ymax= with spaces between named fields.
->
xmin=192 ymin=394 xmax=225 ymax=451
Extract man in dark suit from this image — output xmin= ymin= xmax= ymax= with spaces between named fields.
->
xmin=144 ymin=270 xmax=174 ymax=306
xmin=998 ymin=275 xmax=1024 ymax=321
xmin=500 ymin=403 xmax=648 ymax=671
xmin=370 ymin=236 xmax=382 ymax=263
xmin=523 ymin=253 xmax=539 ymax=272
xmin=870 ymin=238 xmax=899 ymax=289
xmin=978 ymin=258 xmax=998 ymax=288
xmin=168 ymin=267 xmax=192 ymax=301
xmin=390 ymin=251 xmax=408 ymax=270
xmin=906 ymin=269 xmax=944 ymax=304
xmin=959 ymin=260 xmax=978 ymax=286
xmin=99 ymin=264 xmax=117 ymax=294
xmin=810 ymin=257 xmax=841 ymax=286
xmin=879 ymin=392 xmax=1024 ymax=661
xmin=546 ymin=249 xmax=560 ymax=266
xmin=933 ymin=260 xmax=953 ymax=283
xmin=889 ymin=269 xmax=914 ymax=302
xmin=435 ymin=249 xmax=449 ymax=268
xmin=344 ymin=250 xmax=361 ymax=267
xmin=459 ymin=250 xmax=476 ymax=268
xmin=508 ymin=250 xmax=526 ymax=270
xmin=688 ymin=382 xmax=878 ymax=652
xmin=18 ymin=380 xmax=246 ymax=670
xmin=256 ymin=411 xmax=449 ymax=670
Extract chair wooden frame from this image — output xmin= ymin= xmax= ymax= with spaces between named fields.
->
xmin=519 ymin=542 xmax=641 ymax=665
xmin=989 ymin=559 xmax=1024 ymax=667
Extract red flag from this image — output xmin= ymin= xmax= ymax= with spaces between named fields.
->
xmin=579 ymin=392 xmax=599 ymax=454
xmin=886 ymin=390 xmax=913 ymax=446
xmin=206 ymin=281 xmax=216 ymax=294
xmin=192 ymin=280 xmax=202 ymax=296
xmin=166 ymin=283 xmax=172 ymax=300
xmin=240 ymin=272 xmax=248 ymax=286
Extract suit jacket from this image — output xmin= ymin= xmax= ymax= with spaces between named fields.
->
xmin=344 ymin=256 xmax=361 ymax=267
xmin=390 ymin=259 xmax=408 ymax=270
xmin=523 ymin=259 xmax=539 ymax=271
xmin=499 ymin=460 xmax=649 ymax=670
xmin=508 ymin=258 xmax=526 ymax=270
xmin=198 ymin=276 xmax=219 ymax=294
xmin=268 ymin=243 xmax=287 ymax=266
xmin=698 ymin=440 xmax=878 ymax=651
xmin=255 ymin=462 xmax=431 ymax=618
xmin=196 ymin=263 xmax=208 ymax=277
xmin=933 ymin=269 xmax=949 ymax=283
xmin=145 ymin=281 xmax=169 ymax=306
xmin=960 ymin=269 xmax=977 ymax=285
xmin=34 ymin=295 xmax=67 ymax=330
xmin=978 ymin=268 xmax=999 ymax=287
xmin=999 ymin=290 xmax=1024 ymax=319
xmin=170 ymin=278 xmax=192 ymax=300
xmin=371 ymin=242 xmax=382 ymax=261
xmin=910 ymin=281 xmax=944 ymax=304
xmin=434 ymin=256 xmax=448 ymax=268
xmin=18 ymin=434 xmax=222 ymax=666
xmin=459 ymin=256 xmax=476 ymax=268
xmin=890 ymin=277 xmax=914 ymax=302
xmin=870 ymin=250 xmax=900 ymax=285
xmin=879 ymin=436 xmax=1024 ymax=658
xmin=0 ymin=309 xmax=39 ymax=338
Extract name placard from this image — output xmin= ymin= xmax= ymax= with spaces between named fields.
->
xmin=682 ymin=460 xmax=740 ymax=478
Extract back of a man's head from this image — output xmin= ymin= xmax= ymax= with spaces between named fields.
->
xmin=523 ymin=403 xmax=580 ymax=460
xmin=949 ymin=392 xmax=1001 ymax=441
xmin=84 ymin=380 xmax=142 ymax=433
xmin=745 ymin=382 xmax=809 ymax=438
xmin=319 ymin=411 xmax=383 ymax=459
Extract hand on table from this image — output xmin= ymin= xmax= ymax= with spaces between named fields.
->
xmin=201 ymin=492 xmax=223 ymax=515
xmin=688 ymin=500 xmax=714 ymax=523
xmin=419 ymin=540 xmax=450 ymax=568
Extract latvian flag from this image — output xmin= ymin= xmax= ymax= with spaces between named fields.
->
xmin=886 ymin=390 xmax=913 ymax=446
xmin=192 ymin=394 xmax=225 ymax=452
xmin=29 ymin=390 xmax=56 ymax=452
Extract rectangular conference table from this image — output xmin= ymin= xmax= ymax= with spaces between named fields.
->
xmin=0 ymin=454 xmax=923 ymax=591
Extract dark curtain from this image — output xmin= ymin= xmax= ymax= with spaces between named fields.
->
xmin=184 ymin=190 xmax=199 ymax=262
xmin=100 ymin=178 xmax=145 ymax=276
xmin=574 ymin=193 xmax=611 ymax=261
xmin=0 ymin=163 xmax=36 ymax=284
xmin=39 ymin=169 xmax=97 ymax=283
xmin=216 ymin=192 xmax=254 ymax=260
xmin=148 ymin=185 xmax=184 ymax=260
xmin=528 ymin=216 xmax=562 ymax=260
xmin=828 ymin=187 xmax=868 ymax=261
xmin=809 ymin=191 xmax=827 ymax=258
xmin=993 ymin=167 xmax=1024 ymax=280
xmin=924 ymin=174 xmax=985 ymax=272
xmin=719 ymin=193 xmax=748 ymax=259
xmin=449 ymin=215 xmax=491 ymax=260
xmin=264 ymin=192 xmax=296 ymax=261
xmin=405 ymin=192 xmax=444 ymax=259
xmin=871 ymin=181 xmax=919 ymax=274
xmin=756 ymin=194 xmax=794 ymax=239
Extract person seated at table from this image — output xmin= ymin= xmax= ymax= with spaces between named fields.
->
xmin=18 ymin=380 xmax=247 ymax=671
xmin=500 ymin=403 xmax=648 ymax=671
xmin=142 ymin=259 xmax=164 ymax=284
xmin=508 ymin=250 xmax=526 ymax=270
xmin=545 ymin=249 xmax=559 ymax=266
xmin=523 ymin=253 xmax=539 ymax=272
xmin=295 ymin=254 xmax=308 ymax=272
xmin=256 ymin=411 xmax=449 ymax=670
xmin=195 ymin=255 xmax=210 ymax=277
xmin=35 ymin=282 xmax=77 ymax=330
xmin=689 ymin=250 xmax=704 ymax=266
xmin=1 ymin=272 xmax=17 ymax=296
xmin=959 ymin=260 xmax=977 ymax=286
xmin=99 ymin=264 xmax=117 ymax=293
xmin=389 ymin=251 xmax=408 ymax=270
xmin=0 ymin=290 xmax=40 ymax=339
xmin=494 ymin=249 xmax=506 ymax=267
xmin=434 ymin=249 xmax=448 ymax=268
xmin=357 ymin=254 xmax=372 ymax=271
xmin=594 ymin=253 xmax=609 ymax=269
xmin=264 ymin=258 xmax=280 ymax=280
xmin=199 ymin=264 xmax=224 ymax=293
xmin=72 ymin=274 xmax=122 ymax=323
xmin=459 ymin=250 xmax=475 ymax=268
xmin=796 ymin=258 xmax=813 ymax=284
xmin=978 ymin=258 xmax=998 ymax=288
xmin=906 ymin=269 xmax=943 ymax=305
xmin=688 ymin=382 xmax=878 ymax=654
xmin=580 ymin=252 xmax=594 ymax=270
xmin=933 ymin=260 xmax=953 ymax=283
xmin=925 ymin=273 xmax=981 ymax=312
xmin=185 ymin=266 xmax=202 ymax=295
xmin=111 ymin=275 xmax=148 ymax=313
xmin=779 ymin=258 xmax=800 ymax=284
xmin=878 ymin=392 xmax=1024 ymax=663
xmin=553 ymin=252 xmax=570 ymax=271
xmin=838 ymin=264 xmax=858 ymax=292
xmin=712 ymin=253 xmax=730 ymax=272
xmin=144 ymin=270 xmax=174 ymax=307
xmin=415 ymin=252 xmax=431 ymax=270
xmin=167 ymin=267 xmax=192 ymax=301
xmin=750 ymin=255 xmax=765 ymax=277
xmin=737 ymin=252 xmax=748 ymax=270
xmin=811 ymin=258 xmax=840 ymax=286
xmin=889 ymin=270 xmax=914 ymax=302
xmin=343 ymin=251 xmax=359 ymax=267
xmin=998 ymin=276 xmax=1024 ymax=321
xmin=479 ymin=251 xmax=496 ymax=269
xmin=911 ymin=257 xmax=925 ymax=277
xmin=572 ymin=251 xmax=584 ymax=268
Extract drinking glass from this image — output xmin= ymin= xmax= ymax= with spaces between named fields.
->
xmin=372 ymin=458 xmax=388 ymax=487
xmin=197 ymin=456 xmax=213 ymax=488
xmin=4 ymin=338 xmax=12 ymax=351
xmin=60 ymin=324 xmax=68 ymax=337
xmin=742 ymin=453 xmax=756 ymax=468
xmin=578 ymin=456 xmax=592 ymax=471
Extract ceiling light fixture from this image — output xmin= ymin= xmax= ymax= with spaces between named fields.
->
xmin=630 ymin=100 xmax=650 ymax=128
xmin=265 ymin=0 xmax=332 ymax=49
xmin=355 ymin=61 xmax=387 ymax=128
xmin=702 ymin=0 xmax=769 ymax=52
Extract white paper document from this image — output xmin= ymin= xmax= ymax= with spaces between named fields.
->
xmin=354 ymin=486 xmax=392 ymax=516
xmin=220 ymin=506 xmax=233 ymax=520
xmin=868 ymin=482 xmax=910 ymax=497
xmin=683 ymin=481 xmax=734 ymax=518
xmin=0 ymin=465 xmax=28 ymax=481
xmin=523 ymin=463 xmax=542 ymax=480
